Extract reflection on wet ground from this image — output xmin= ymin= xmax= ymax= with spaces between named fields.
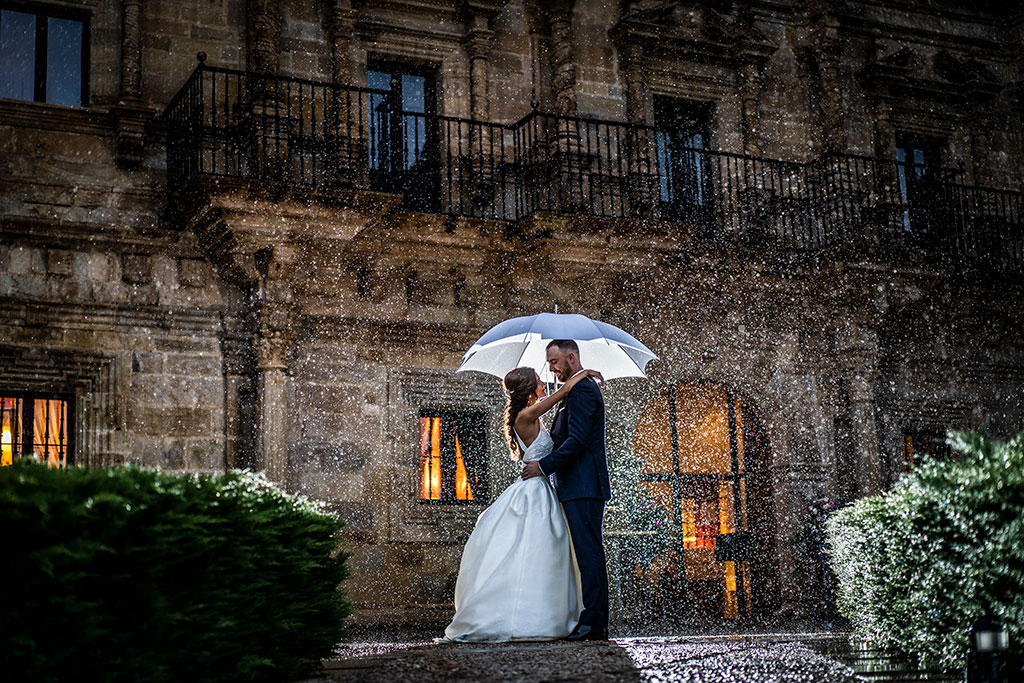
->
xmin=319 ymin=633 xmax=960 ymax=683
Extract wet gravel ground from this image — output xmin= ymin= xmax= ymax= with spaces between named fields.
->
xmin=316 ymin=634 xmax=865 ymax=682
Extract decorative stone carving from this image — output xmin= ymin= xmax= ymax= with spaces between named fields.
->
xmin=609 ymin=2 xmax=775 ymax=70
xmin=544 ymin=0 xmax=577 ymax=116
xmin=120 ymin=0 xmax=142 ymax=99
xmin=111 ymin=0 xmax=150 ymax=166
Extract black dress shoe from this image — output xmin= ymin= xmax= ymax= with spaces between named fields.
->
xmin=566 ymin=625 xmax=608 ymax=641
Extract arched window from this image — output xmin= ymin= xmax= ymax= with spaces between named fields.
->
xmin=629 ymin=382 xmax=776 ymax=622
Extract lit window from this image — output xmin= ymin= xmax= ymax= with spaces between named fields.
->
xmin=0 ymin=8 xmax=87 ymax=106
xmin=1 ymin=393 xmax=71 ymax=468
xmin=418 ymin=410 xmax=487 ymax=504
xmin=901 ymin=431 xmax=952 ymax=472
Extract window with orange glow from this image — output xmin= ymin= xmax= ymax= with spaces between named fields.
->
xmin=418 ymin=409 xmax=487 ymax=504
xmin=634 ymin=382 xmax=757 ymax=620
xmin=902 ymin=431 xmax=952 ymax=472
xmin=1 ymin=393 xmax=71 ymax=468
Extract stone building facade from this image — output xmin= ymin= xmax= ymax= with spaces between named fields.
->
xmin=2 ymin=0 xmax=1023 ymax=630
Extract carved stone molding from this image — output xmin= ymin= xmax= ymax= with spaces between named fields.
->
xmin=380 ymin=366 xmax=504 ymax=543
xmin=120 ymin=0 xmax=142 ymax=98
xmin=610 ymin=2 xmax=775 ymax=70
xmin=0 ymin=345 xmax=131 ymax=468
xmin=861 ymin=45 xmax=1003 ymax=109
xmin=110 ymin=0 xmax=152 ymax=167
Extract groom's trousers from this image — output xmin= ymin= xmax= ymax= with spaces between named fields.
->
xmin=562 ymin=498 xmax=608 ymax=631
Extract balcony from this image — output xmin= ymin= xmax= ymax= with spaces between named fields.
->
xmin=164 ymin=62 xmax=1023 ymax=272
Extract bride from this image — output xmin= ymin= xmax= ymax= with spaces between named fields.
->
xmin=444 ymin=365 xmax=602 ymax=642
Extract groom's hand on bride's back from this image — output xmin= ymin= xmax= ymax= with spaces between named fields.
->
xmin=521 ymin=461 xmax=544 ymax=480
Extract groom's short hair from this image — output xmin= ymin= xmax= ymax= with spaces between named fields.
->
xmin=547 ymin=339 xmax=579 ymax=356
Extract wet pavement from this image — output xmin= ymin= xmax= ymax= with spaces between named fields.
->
xmin=311 ymin=632 xmax=959 ymax=682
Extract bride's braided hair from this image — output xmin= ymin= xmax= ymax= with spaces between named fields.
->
xmin=503 ymin=367 xmax=538 ymax=461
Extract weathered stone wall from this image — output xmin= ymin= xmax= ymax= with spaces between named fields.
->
xmin=1 ymin=0 xmax=1023 ymax=630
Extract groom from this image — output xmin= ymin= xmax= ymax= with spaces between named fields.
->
xmin=521 ymin=339 xmax=611 ymax=640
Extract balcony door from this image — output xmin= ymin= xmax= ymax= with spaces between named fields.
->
xmin=368 ymin=62 xmax=440 ymax=212
xmin=655 ymin=97 xmax=714 ymax=225
xmin=894 ymin=133 xmax=957 ymax=244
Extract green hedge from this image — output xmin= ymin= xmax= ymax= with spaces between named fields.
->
xmin=824 ymin=430 xmax=1023 ymax=670
xmin=0 ymin=461 xmax=351 ymax=683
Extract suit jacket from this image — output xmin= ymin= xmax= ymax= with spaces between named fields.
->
xmin=538 ymin=377 xmax=611 ymax=502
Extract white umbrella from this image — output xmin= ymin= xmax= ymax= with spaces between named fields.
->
xmin=456 ymin=313 xmax=657 ymax=382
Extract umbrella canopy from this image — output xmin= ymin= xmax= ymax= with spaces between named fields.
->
xmin=456 ymin=313 xmax=657 ymax=382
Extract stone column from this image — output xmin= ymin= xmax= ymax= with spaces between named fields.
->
xmin=251 ymin=247 xmax=296 ymax=482
xmin=112 ymin=0 xmax=148 ymax=165
xmin=621 ymin=42 xmax=646 ymax=126
xmin=816 ymin=35 xmax=847 ymax=153
xmin=246 ymin=0 xmax=281 ymax=74
xmin=255 ymin=303 xmax=293 ymax=482
xmin=847 ymin=375 xmax=882 ymax=495
xmin=325 ymin=0 xmax=358 ymax=185
xmin=545 ymin=0 xmax=577 ymax=116
xmin=738 ymin=60 xmax=765 ymax=156
xmin=464 ymin=18 xmax=496 ymax=121
xmin=621 ymin=42 xmax=657 ymax=217
xmin=969 ymin=119 xmax=992 ymax=186
xmin=327 ymin=0 xmax=356 ymax=85
xmin=120 ymin=0 xmax=142 ymax=98
xmin=838 ymin=323 xmax=882 ymax=496
xmin=220 ymin=324 xmax=255 ymax=471
xmin=246 ymin=0 xmax=287 ymax=180
xmin=799 ymin=0 xmax=846 ymax=154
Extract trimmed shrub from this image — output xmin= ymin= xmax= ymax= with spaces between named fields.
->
xmin=0 ymin=461 xmax=351 ymax=683
xmin=825 ymin=430 xmax=1023 ymax=670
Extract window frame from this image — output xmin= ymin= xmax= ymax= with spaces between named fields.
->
xmin=652 ymin=95 xmax=716 ymax=222
xmin=366 ymin=59 xmax=441 ymax=212
xmin=1 ymin=389 xmax=75 ymax=467
xmin=0 ymin=2 xmax=90 ymax=106
xmin=417 ymin=406 xmax=488 ymax=505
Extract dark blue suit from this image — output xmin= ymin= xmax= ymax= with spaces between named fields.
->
xmin=537 ymin=377 xmax=610 ymax=632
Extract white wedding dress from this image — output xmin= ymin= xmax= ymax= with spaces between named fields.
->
xmin=444 ymin=427 xmax=582 ymax=641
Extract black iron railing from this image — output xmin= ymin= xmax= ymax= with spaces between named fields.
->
xmin=165 ymin=62 xmax=1023 ymax=271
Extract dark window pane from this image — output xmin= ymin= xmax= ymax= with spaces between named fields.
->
xmin=367 ymin=69 xmax=390 ymax=91
xmin=47 ymin=17 xmax=83 ymax=106
xmin=401 ymin=74 xmax=425 ymax=113
xmin=0 ymin=10 xmax=36 ymax=101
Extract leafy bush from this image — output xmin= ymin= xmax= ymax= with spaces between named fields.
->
xmin=825 ymin=430 xmax=1024 ymax=670
xmin=0 ymin=461 xmax=351 ymax=683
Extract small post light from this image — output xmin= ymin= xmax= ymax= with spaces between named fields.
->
xmin=968 ymin=616 xmax=1009 ymax=683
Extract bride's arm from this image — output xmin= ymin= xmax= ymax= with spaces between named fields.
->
xmin=515 ymin=369 xmax=604 ymax=426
